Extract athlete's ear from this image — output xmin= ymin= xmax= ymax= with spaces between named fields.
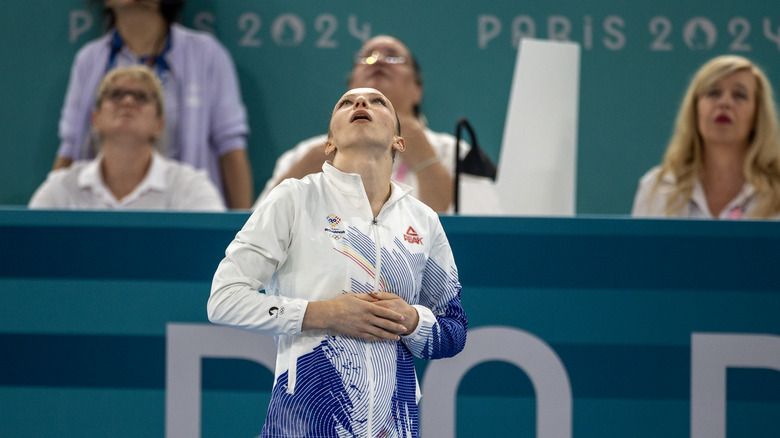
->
xmin=392 ymin=136 xmax=406 ymax=153
xmin=324 ymin=139 xmax=336 ymax=155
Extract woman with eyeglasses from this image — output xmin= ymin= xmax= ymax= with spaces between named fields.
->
xmin=256 ymin=35 xmax=466 ymax=213
xmin=632 ymin=55 xmax=780 ymax=219
xmin=30 ymin=65 xmax=225 ymax=211
xmin=51 ymin=0 xmax=253 ymax=209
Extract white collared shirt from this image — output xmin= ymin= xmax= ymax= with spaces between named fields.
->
xmin=631 ymin=166 xmax=777 ymax=219
xmin=29 ymin=152 xmax=225 ymax=211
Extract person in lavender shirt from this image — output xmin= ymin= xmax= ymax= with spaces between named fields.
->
xmin=52 ymin=0 xmax=253 ymax=208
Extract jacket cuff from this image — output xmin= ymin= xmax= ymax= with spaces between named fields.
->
xmin=402 ymin=304 xmax=435 ymax=341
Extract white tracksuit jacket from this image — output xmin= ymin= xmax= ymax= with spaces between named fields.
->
xmin=208 ymin=163 xmax=468 ymax=438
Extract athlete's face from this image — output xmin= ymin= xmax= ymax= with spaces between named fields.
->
xmin=327 ymin=88 xmax=402 ymax=156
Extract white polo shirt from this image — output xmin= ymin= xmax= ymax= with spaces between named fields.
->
xmin=29 ymin=152 xmax=225 ymax=211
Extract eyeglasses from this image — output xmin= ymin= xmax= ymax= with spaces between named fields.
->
xmin=104 ymin=87 xmax=155 ymax=105
xmin=354 ymin=50 xmax=408 ymax=66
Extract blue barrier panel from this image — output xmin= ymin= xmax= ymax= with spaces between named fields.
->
xmin=1 ymin=209 xmax=779 ymax=437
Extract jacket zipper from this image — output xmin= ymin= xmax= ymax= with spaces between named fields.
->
xmin=366 ymin=216 xmax=382 ymax=436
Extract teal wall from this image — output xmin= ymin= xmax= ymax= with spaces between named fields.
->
xmin=1 ymin=0 xmax=780 ymax=212
xmin=1 ymin=209 xmax=779 ymax=436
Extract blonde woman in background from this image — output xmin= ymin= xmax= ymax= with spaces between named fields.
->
xmin=632 ymin=55 xmax=780 ymax=219
xmin=53 ymin=0 xmax=253 ymax=209
xmin=30 ymin=65 xmax=225 ymax=211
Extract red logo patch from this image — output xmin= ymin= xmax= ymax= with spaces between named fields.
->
xmin=403 ymin=226 xmax=423 ymax=245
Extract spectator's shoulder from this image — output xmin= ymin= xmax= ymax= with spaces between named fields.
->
xmin=638 ymin=166 xmax=668 ymax=186
xmin=162 ymin=156 xmax=209 ymax=183
xmin=171 ymin=24 xmax=226 ymax=52
xmin=50 ymin=161 xmax=89 ymax=183
xmin=73 ymin=32 xmax=112 ymax=63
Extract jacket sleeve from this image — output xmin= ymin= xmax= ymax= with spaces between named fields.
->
xmin=401 ymin=218 xmax=467 ymax=359
xmin=207 ymin=182 xmax=308 ymax=335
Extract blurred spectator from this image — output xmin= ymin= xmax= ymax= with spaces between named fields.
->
xmin=632 ymin=55 xmax=780 ymax=219
xmin=256 ymin=35 xmax=467 ymax=213
xmin=31 ymin=65 xmax=225 ymax=211
xmin=52 ymin=0 xmax=253 ymax=208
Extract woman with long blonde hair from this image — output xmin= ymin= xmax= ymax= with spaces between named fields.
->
xmin=632 ymin=55 xmax=780 ymax=219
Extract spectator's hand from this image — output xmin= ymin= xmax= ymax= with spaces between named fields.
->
xmin=303 ymin=293 xmax=407 ymax=341
xmin=396 ymin=115 xmax=431 ymax=162
xmin=394 ymin=115 xmax=454 ymax=212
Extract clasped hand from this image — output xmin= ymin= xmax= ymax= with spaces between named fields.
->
xmin=303 ymin=291 xmax=419 ymax=342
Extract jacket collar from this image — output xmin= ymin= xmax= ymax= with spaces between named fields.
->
xmin=322 ymin=161 xmax=413 ymax=214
